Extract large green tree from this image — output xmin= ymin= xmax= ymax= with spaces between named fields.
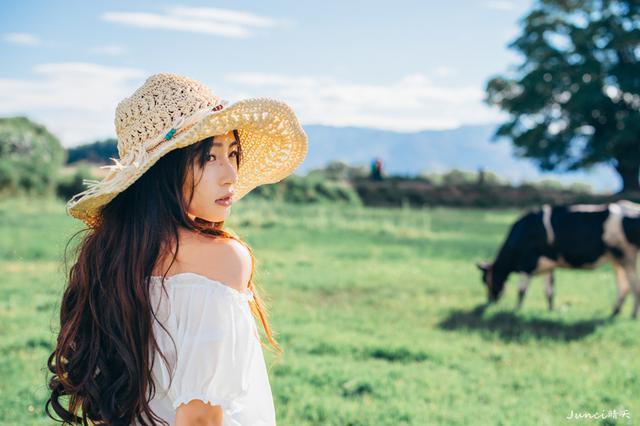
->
xmin=486 ymin=0 xmax=640 ymax=192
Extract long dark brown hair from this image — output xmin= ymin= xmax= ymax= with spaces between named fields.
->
xmin=46 ymin=130 xmax=282 ymax=425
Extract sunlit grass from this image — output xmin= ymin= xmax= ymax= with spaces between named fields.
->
xmin=0 ymin=196 xmax=637 ymax=425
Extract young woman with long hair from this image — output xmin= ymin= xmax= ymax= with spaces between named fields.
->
xmin=45 ymin=73 xmax=308 ymax=425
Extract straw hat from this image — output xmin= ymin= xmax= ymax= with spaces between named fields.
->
xmin=66 ymin=73 xmax=308 ymax=227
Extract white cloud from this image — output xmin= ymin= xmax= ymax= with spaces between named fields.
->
xmin=485 ymin=1 xmax=516 ymax=11
xmin=89 ymin=45 xmax=127 ymax=56
xmin=102 ymin=6 xmax=282 ymax=38
xmin=3 ymin=32 xmax=41 ymax=46
xmin=0 ymin=62 xmax=146 ymax=146
xmin=225 ymin=72 xmax=500 ymax=132
xmin=0 ymin=66 xmax=500 ymax=146
xmin=169 ymin=6 xmax=278 ymax=28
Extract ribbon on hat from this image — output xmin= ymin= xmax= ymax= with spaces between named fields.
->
xmin=99 ymin=99 xmax=230 ymax=174
xmin=165 ymin=99 xmax=229 ymax=141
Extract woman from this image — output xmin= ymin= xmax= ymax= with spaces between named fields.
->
xmin=45 ymin=73 xmax=308 ymax=425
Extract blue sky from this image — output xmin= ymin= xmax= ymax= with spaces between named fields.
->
xmin=0 ymin=0 xmax=620 ymax=190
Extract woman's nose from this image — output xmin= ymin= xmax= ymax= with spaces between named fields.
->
xmin=219 ymin=158 xmax=238 ymax=186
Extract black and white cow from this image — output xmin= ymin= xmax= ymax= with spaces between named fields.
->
xmin=477 ymin=200 xmax=640 ymax=318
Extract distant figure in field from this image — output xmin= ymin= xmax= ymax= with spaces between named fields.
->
xmin=370 ymin=157 xmax=383 ymax=181
xmin=477 ymin=200 xmax=640 ymax=319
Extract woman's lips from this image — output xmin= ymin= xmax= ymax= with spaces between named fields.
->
xmin=215 ymin=195 xmax=233 ymax=206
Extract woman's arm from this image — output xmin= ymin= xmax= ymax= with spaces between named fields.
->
xmin=175 ymin=400 xmax=223 ymax=426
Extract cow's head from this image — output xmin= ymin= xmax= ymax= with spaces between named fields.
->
xmin=476 ymin=261 xmax=506 ymax=303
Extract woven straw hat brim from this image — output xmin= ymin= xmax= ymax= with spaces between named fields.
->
xmin=67 ymin=97 xmax=308 ymax=227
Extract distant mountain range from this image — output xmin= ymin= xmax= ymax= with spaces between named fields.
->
xmin=298 ymin=124 xmax=619 ymax=192
xmin=63 ymin=121 xmax=620 ymax=193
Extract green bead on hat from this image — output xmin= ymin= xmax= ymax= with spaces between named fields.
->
xmin=164 ymin=128 xmax=176 ymax=140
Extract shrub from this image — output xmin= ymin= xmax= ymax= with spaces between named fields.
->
xmin=56 ymin=164 xmax=97 ymax=202
xmin=0 ymin=117 xmax=65 ymax=196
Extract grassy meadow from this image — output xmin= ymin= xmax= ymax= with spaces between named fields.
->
xmin=0 ymin=196 xmax=638 ymax=425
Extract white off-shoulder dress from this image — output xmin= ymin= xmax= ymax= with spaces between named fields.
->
xmin=137 ymin=272 xmax=276 ymax=425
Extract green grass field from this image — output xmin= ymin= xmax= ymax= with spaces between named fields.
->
xmin=0 ymin=196 xmax=637 ymax=425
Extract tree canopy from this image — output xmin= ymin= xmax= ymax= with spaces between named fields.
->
xmin=66 ymin=138 xmax=118 ymax=165
xmin=0 ymin=116 xmax=65 ymax=194
xmin=486 ymin=0 xmax=640 ymax=192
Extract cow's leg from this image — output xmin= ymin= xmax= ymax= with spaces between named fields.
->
xmin=516 ymin=274 xmax=531 ymax=309
xmin=611 ymin=260 xmax=630 ymax=317
xmin=544 ymin=271 xmax=555 ymax=311
xmin=622 ymin=257 xmax=639 ymax=319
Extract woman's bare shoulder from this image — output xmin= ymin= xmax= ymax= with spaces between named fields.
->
xmin=154 ymin=230 xmax=252 ymax=293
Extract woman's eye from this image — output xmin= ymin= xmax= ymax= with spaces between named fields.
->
xmin=207 ymin=152 xmax=237 ymax=162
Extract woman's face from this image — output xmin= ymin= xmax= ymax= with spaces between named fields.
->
xmin=183 ymin=130 xmax=239 ymax=223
